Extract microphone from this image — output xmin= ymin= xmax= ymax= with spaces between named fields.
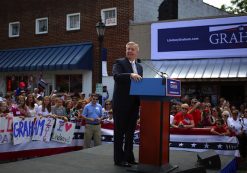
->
xmin=137 ymin=58 xmax=168 ymax=78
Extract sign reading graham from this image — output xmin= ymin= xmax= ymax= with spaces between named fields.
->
xmin=151 ymin=16 xmax=247 ymax=60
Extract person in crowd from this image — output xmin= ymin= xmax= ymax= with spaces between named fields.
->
xmin=12 ymin=95 xmax=30 ymax=118
xmin=37 ymin=96 xmax=54 ymax=118
xmin=26 ymin=94 xmax=39 ymax=117
xmin=5 ymin=93 xmax=15 ymax=112
xmin=171 ymin=103 xmax=195 ymax=128
xmin=203 ymin=96 xmax=211 ymax=104
xmin=221 ymin=110 xmax=230 ymax=124
xmin=241 ymin=108 xmax=247 ymax=134
xmin=201 ymin=103 xmax=215 ymax=127
xmin=0 ymin=101 xmax=11 ymax=117
xmin=227 ymin=110 xmax=246 ymax=159
xmin=102 ymin=100 xmax=113 ymax=122
xmin=50 ymin=95 xmax=57 ymax=106
xmin=102 ymin=86 xmax=109 ymax=107
xmin=210 ymin=118 xmax=230 ymax=136
xmin=81 ymin=93 xmax=103 ymax=148
xmin=51 ymin=97 xmax=68 ymax=121
xmin=112 ymin=41 xmax=143 ymax=167
xmin=71 ymin=93 xmax=79 ymax=108
xmin=239 ymin=104 xmax=245 ymax=116
xmin=65 ymin=100 xmax=75 ymax=122
xmin=79 ymin=92 xmax=86 ymax=100
xmin=170 ymin=104 xmax=177 ymax=125
xmin=188 ymin=98 xmax=202 ymax=127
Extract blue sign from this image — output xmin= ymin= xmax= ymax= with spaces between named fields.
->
xmin=166 ymin=78 xmax=181 ymax=97
xmin=158 ymin=23 xmax=247 ymax=52
xmin=151 ymin=16 xmax=247 ymax=60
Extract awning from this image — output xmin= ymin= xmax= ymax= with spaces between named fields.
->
xmin=0 ymin=43 xmax=93 ymax=72
xmin=141 ymin=58 xmax=247 ymax=79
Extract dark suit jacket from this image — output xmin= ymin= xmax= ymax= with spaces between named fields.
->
xmin=112 ymin=57 xmax=143 ymax=114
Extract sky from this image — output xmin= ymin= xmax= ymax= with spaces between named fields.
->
xmin=203 ymin=0 xmax=233 ymax=8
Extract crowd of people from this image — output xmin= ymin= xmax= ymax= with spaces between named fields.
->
xmin=0 ymin=87 xmax=247 ymax=159
xmin=0 ymin=88 xmax=113 ymax=149
xmin=170 ymin=95 xmax=247 ymax=160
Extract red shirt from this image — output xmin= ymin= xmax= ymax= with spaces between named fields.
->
xmin=189 ymin=108 xmax=201 ymax=127
xmin=211 ymin=125 xmax=228 ymax=134
xmin=173 ymin=112 xmax=194 ymax=125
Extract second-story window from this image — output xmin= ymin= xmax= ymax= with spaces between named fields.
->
xmin=35 ymin=17 xmax=48 ymax=34
xmin=66 ymin=13 xmax=80 ymax=31
xmin=9 ymin=22 xmax=20 ymax=37
xmin=101 ymin=7 xmax=117 ymax=26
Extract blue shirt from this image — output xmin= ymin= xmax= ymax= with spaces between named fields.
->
xmin=82 ymin=102 xmax=103 ymax=124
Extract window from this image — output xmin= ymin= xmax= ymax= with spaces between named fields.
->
xmin=66 ymin=13 xmax=80 ymax=31
xmin=101 ymin=7 xmax=117 ymax=26
xmin=35 ymin=17 xmax=48 ymax=34
xmin=9 ymin=22 xmax=20 ymax=37
xmin=56 ymin=75 xmax=82 ymax=93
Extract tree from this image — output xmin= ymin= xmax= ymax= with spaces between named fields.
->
xmin=221 ymin=0 xmax=247 ymax=14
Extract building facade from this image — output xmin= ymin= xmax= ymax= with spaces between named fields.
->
xmin=130 ymin=0 xmax=247 ymax=106
xmin=0 ymin=0 xmax=136 ymax=96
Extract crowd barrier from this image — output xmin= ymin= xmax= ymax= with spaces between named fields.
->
xmin=0 ymin=117 xmax=240 ymax=160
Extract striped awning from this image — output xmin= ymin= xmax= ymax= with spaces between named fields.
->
xmin=141 ymin=58 xmax=247 ymax=79
xmin=0 ymin=42 xmax=93 ymax=72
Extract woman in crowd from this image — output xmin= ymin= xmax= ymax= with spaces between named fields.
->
xmin=65 ymin=100 xmax=77 ymax=122
xmin=210 ymin=118 xmax=230 ymax=136
xmin=227 ymin=110 xmax=246 ymax=159
xmin=37 ymin=96 xmax=53 ymax=118
xmin=102 ymin=100 xmax=113 ymax=122
xmin=171 ymin=103 xmax=195 ymax=128
xmin=26 ymin=94 xmax=39 ymax=117
xmin=13 ymin=95 xmax=30 ymax=118
xmin=51 ymin=97 xmax=67 ymax=121
xmin=0 ymin=101 xmax=11 ymax=117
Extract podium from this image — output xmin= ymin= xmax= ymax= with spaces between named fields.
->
xmin=129 ymin=78 xmax=180 ymax=172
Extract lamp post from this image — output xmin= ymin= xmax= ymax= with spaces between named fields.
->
xmin=96 ymin=18 xmax=105 ymax=104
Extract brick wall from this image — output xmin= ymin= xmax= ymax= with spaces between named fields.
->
xmin=0 ymin=0 xmax=134 ymax=89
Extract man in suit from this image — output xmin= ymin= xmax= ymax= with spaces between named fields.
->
xmin=112 ymin=41 xmax=143 ymax=167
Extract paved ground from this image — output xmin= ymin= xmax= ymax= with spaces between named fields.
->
xmin=0 ymin=144 xmax=246 ymax=173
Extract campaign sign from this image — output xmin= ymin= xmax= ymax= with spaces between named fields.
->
xmin=166 ymin=78 xmax=181 ymax=97
xmin=51 ymin=119 xmax=75 ymax=144
xmin=13 ymin=117 xmax=35 ymax=145
xmin=151 ymin=15 xmax=247 ymax=60
xmin=32 ymin=117 xmax=55 ymax=142
xmin=0 ymin=117 xmax=13 ymax=144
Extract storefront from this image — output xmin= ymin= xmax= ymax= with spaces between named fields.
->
xmin=0 ymin=42 xmax=93 ymax=96
xmin=130 ymin=15 xmax=247 ymax=105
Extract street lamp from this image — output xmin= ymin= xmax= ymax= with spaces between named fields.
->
xmin=96 ymin=18 xmax=105 ymax=104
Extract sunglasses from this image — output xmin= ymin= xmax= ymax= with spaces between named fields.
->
xmin=105 ymin=104 xmax=111 ymax=105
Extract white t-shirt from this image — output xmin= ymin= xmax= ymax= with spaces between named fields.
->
xmin=170 ymin=115 xmax=174 ymax=125
xmin=241 ymin=118 xmax=247 ymax=134
xmin=37 ymin=105 xmax=52 ymax=117
xmin=227 ymin=117 xmax=243 ymax=135
xmin=28 ymin=104 xmax=39 ymax=117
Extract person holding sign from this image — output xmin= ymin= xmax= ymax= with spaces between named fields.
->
xmin=112 ymin=41 xmax=143 ymax=167
xmin=81 ymin=93 xmax=103 ymax=148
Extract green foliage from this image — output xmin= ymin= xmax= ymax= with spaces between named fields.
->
xmin=220 ymin=0 xmax=247 ymax=14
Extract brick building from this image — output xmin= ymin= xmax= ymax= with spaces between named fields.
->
xmin=0 ymin=0 xmax=162 ymax=96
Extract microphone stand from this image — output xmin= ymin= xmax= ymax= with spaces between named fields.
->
xmin=138 ymin=59 xmax=168 ymax=85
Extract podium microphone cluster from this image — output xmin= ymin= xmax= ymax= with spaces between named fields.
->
xmin=137 ymin=58 xmax=168 ymax=78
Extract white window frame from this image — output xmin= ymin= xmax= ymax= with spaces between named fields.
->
xmin=35 ymin=17 xmax=48 ymax=34
xmin=101 ymin=7 xmax=117 ymax=26
xmin=66 ymin=13 xmax=80 ymax=31
xmin=9 ymin=22 xmax=20 ymax=38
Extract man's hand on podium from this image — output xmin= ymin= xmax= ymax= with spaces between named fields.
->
xmin=130 ymin=73 xmax=142 ymax=81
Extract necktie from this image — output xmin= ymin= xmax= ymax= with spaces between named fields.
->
xmin=131 ymin=62 xmax=138 ymax=74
